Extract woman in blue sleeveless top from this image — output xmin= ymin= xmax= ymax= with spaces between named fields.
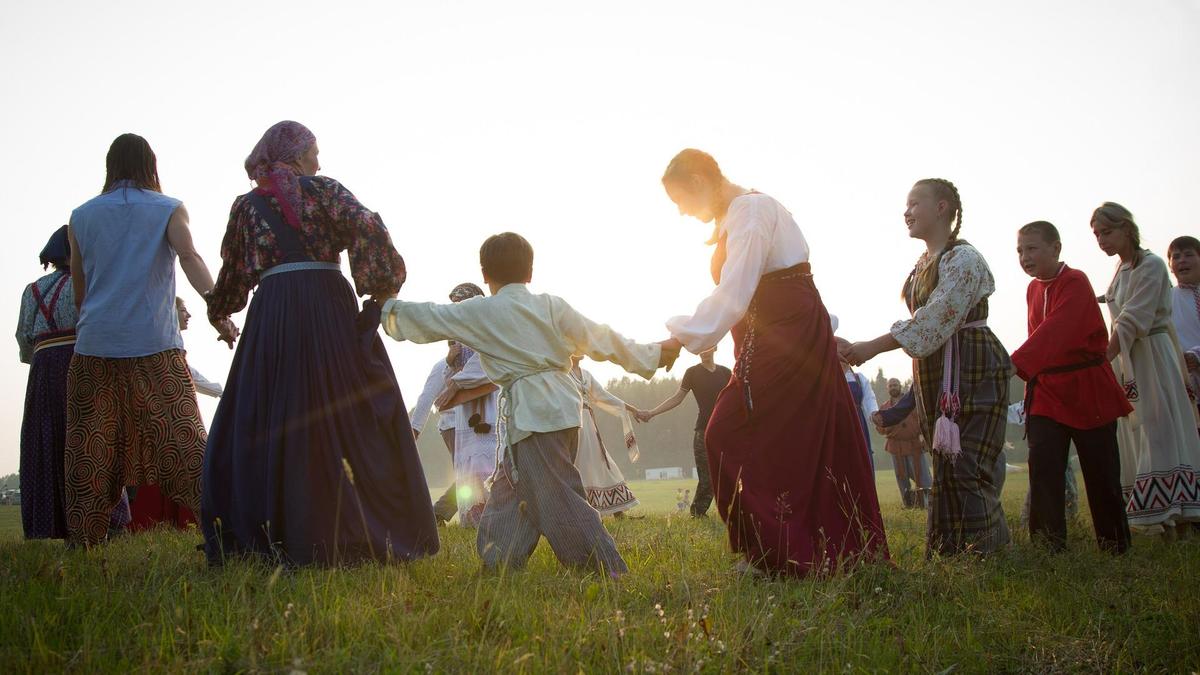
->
xmin=16 ymin=227 xmax=130 ymax=539
xmin=66 ymin=134 xmax=233 ymax=548
xmin=202 ymin=121 xmax=438 ymax=567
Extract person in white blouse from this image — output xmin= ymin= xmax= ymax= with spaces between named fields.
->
xmin=1167 ymin=236 xmax=1200 ymax=417
xmin=410 ymin=351 xmax=460 ymax=524
xmin=175 ymin=298 xmax=222 ymax=398
xmin=408 ymin=282 xmax=491 ymax=525
xmin=659 ymin=148 xmax=889 ymax=577
xmin=841 ymin=178 xmax=1012 ymax=557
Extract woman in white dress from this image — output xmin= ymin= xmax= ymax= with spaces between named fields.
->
xmin=447 ymin=350 xmax=499 ymax=527
xmin=570 ymin=356 xmax=642 ymax=516
xmin=1092 ymin=202 xmax=1200 ymax=537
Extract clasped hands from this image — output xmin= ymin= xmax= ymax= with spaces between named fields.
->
xmin=211 ymin=317 xmax=240 ymax=349
xmin=838 ymin=336 xmax=885 ymax=368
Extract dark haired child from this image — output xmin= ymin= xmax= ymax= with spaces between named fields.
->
xmin=1167 ymin=235 xmax=1200 ymax=421
xmin=843 ymin=178 xmax=1012 ymax=557
xmin=379 ymin=232 xmax=679 ymax=575
xmin=1011 ymin=221 xmax=1131 ymax=552
xmin=1093 ymin=204 xmax=1200 ymax=537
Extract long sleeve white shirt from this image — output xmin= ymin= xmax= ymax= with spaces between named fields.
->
xmin=189 ymin=366 xmax=223 ymax=398
xmin=846 ymin=370 xmax=878 ymax=418
xmin=410 ymin=359 xmax=456 ymax=432
xmin=667 ymin=193 xmax=810 ymax=353
xmin=382 ymin=284 xmax=660 ymax=446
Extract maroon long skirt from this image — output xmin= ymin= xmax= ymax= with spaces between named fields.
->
xmin=705 ymin=264 xmax=889 ymax=576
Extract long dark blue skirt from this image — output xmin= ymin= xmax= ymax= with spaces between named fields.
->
xmin=20 ymin=342 xmax=130 ymax=539
xmin=201 ymin=269 xmax=439 ymax=566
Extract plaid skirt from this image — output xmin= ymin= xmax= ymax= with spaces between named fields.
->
xmin=913 ymin=325 xmax=1013 ymax=556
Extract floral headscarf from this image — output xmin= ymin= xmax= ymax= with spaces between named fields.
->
xmin=244 ymin=121 xmax=316 ymax=229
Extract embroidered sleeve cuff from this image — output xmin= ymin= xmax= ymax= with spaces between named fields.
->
xmin=889 ymin=319 xmax=926 ymax=359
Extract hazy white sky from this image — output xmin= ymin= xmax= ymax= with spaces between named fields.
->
xmin=1 ymin=0 xmax=1197 ymax=473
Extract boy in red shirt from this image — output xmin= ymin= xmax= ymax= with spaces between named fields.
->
xmin=1012 ymin=221 xmax=1132 ymax=552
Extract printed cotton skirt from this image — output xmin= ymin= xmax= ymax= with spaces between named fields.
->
xmin=20 ymin=340 xmax=75 ymax=539
xmin=65 ymin=348 xmax=203 ymax=546
xmin=201 ymin=266 xmax=439 ymax=566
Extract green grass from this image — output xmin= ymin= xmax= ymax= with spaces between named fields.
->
xmin=0 ymin=472 xmax=1197 ymax=673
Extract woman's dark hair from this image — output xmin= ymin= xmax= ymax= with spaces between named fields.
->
xmin=1168 ymin=235 xmax=1200 ymax=258
xmin=102 ymin=133 xmax=161 ymax=193
xmin=1019 ymin=220 xmax=1060 ymax=244
xmin=480 ymin=232 xmax=534 ymax=285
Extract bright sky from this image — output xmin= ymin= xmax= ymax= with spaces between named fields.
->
xmin=1 ymin=1 xmax=1197 ymax=474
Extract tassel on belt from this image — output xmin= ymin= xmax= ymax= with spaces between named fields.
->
xmin=931 ymin=319 xmax=988 ymax=460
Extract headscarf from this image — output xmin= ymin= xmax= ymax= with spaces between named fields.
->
xmin=244 ymin=121 xmax=316 ymax=229
xmin=39 ymin=225 xmax=70 ymax=270
xmin=449 ymin=282 xmax=485 ymax=302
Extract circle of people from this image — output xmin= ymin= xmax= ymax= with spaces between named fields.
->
xmin=14 ymin=121 xmax=1200 ymax=577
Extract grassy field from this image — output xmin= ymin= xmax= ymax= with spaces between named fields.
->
xmin=0 ymin=472 xmax=1197 ymax=673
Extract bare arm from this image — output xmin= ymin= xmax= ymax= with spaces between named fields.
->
xmin=645 ymin=387 xmax=689 ymax=420
xmin=166 ymin=204 xmax=216 ymax=295
xmin=68 ymin=223 xmax=84 ymax=312
xmin=166 ymin=204 xmax=239 ymax=348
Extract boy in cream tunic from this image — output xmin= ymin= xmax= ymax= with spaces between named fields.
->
xmin=380 ymin=232 xmax=678 ymax=575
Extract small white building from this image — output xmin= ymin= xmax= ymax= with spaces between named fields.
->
xmin=645 ymin=466 xmax=684 ymax=480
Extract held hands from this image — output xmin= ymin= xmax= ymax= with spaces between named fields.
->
xmin=840 ymin=340 xmax=877 ymax=368
xmin=635 ymin=409 xmax=654 ymax=423
xmin=212 ymin=317 xmax=239 ymax=349
xmin=658 ymin=338 xmax=683 ymax=371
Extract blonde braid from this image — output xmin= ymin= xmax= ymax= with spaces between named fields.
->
xmin=916 ymin=178 xmax=963 ymax=240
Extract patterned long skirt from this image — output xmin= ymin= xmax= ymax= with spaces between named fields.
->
xmin=575 ymin=411 xmax=639 ymax=516
xmin=913 ymin=326 xmax=1013 ymax=556
xmin=64 ymin=349 xmax=205 ymax=546
xmin=21 ymin=342 xmax=131 ymax=539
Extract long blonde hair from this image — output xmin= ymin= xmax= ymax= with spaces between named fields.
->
xmin=1092 ymin=201 xmax=1143 ymax=267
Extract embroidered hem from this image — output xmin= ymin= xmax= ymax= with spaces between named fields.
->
xmin=1123 ymin=465 xmax=1200 ymax=527
xmin=585 ymin=483 xmax=639 ymax=515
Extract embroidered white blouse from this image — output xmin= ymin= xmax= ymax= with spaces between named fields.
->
xmin=667 ymin=193 xmax=810 ymax=353
xmin=890 ymin=243 xmax=996 ymax=359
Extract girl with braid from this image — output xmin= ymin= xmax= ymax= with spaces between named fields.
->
xmin=843 ymin=179 xmax=1013 ymax=557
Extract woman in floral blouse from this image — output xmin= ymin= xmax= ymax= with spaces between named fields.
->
xmin=843 ymin=179 xmax=1012 ymax=557
xmin=201 ymin=121 xmax=438 ymax=567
